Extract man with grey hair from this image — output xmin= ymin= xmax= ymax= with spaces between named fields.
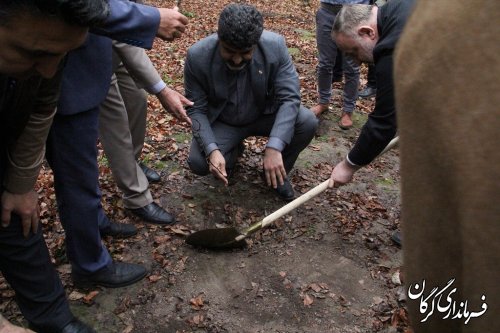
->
xmin=328 ymin=0 xmax=414 ymax=187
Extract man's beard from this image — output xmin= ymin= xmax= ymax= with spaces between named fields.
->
xmin=225 ymin=60 xmax=249 ymax=71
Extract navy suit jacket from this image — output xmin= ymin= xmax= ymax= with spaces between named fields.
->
xmin=184 ymin=31 xmax=301 ymax=155
xmin=58 ymin=0 xmax=160 ymax=114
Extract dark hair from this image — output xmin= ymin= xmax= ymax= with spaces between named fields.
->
xmin=217 ymin=3 xmax=263 ymax=50
xmin=0 ymin=0 xmax=109 ymax=27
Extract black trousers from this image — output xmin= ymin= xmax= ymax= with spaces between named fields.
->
xmin=0 ymin=147 xmax=73 ymax=331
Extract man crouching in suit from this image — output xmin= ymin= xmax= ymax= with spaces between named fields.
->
xmin=185 ymin=3 xmax=318 ymax=201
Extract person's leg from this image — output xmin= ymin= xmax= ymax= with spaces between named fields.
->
xmin=247 ymin=108 xmax=318 ymax=173
xmin=339 ymin=56 xmax=360 ymax=129
xmin=46 ymin=108 xmax=112 ymax=275
xmin=99 ymin=72 xmax=152 ymax=209
xmin=359 ymin=63 xmax=377 ymax=99
xmin=332 ymin=51 xmax=344 ymax=83
xmin=312 ymin=7 xmax=338 ymax=116
xmin=188 ymin=121 xmax=247 ymax=176
xmin=0 ymin=150 xmax=73 ymax=332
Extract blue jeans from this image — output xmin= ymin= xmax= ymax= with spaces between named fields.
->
xmin=316 ymin=6 xmax=360 ymax=113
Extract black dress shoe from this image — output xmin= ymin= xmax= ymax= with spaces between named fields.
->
xmin=139 ymin=162 xmax=161 ymax=183
xmin=72 ymin=262 xmax=147 ymax=288
xmin=275 ymin=178 xmax=295 ymax=201
xmin=100 ymin=221 xmax=137 ymax=238
xmin=30 ymin=318 xmax=96 ymax=333
xmin=358 ymin=86 xmax=377 ymax=99
xmin=391 ymin=231 xmax=402 ymax=247
xmin=129 ymin=202 xmax=175 ymax=225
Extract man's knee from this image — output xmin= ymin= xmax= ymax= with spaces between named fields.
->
xmin=298 ymin=107 xmax=319 ymax=134
xmin=187 ymin=154 xmax=209 ymax=176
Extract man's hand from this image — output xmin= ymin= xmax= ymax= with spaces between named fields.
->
xmin=0 ymin=314 xmax=35 ymax=333
xmin=1 ymin=190 xmax=39 ymax=238
xmin=263 ymin=148 xmax=286 ymax=189
xmin=156 ymin=7 xmax=188 ymax=41
xmin=208 ymin=150 xmax=228 ymax=186
xmin=328 ymin=159 xmax=360 ymax=188
xmin=156 ymin=87 xmax=193 ymax=125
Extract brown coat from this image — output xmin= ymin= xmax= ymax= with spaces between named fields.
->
xmin=394 ymin=1 xmax=500 ymax=332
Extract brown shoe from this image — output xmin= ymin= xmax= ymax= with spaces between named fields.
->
xmin=310 ymin=104 xmax=329 ymax=117
xmin=338 ymin=112 xmax=353 ymax=130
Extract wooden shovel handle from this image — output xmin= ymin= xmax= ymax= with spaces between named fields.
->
xmin=260 ymin=179 xmax=330 ymax=229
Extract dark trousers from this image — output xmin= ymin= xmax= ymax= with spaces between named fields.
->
xmin=0 ymin=148 xmax=73 ymax=331
xmin=315 ymin=6 xmax=360 ymax=112
xmin=188 ymin=106 xmax=318 ymax=175
xmin=46 ymin=107 xmax=112 ymax=275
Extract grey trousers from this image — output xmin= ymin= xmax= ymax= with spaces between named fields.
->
xmin=99 ymin=63 xmax=153 ymax=209
xmin=316 ymin=6 xmax=360 ymax=112
xmin=188 ymin=106 xmax=318 ymax=175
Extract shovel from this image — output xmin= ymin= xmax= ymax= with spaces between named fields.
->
xmin=185 ymin=136 xmax=399 ymax=249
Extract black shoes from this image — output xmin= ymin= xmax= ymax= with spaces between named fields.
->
xmin=72 ymin=262 xmax=147 ymax=288
xmin=60 ymin=319 xmax=96 ymax=333
xmin=358 ymin=86 xmax=377 ymax=99
xmin=139 ymin=162 xmax=161 ymax=183
xmin=391 ymin=231 xmax=402 ymax=247
xmin=30 ymin=318 xmax=96 ymax=333
xmin=129 ymin=202 xmax=175 ymax=225
xmin=100 ymin=221 xmax=137 ymax=238
xmin=275 ymin=178 xmax=295 ymax=202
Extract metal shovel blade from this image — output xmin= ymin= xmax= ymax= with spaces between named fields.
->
xmin=185 ymin=227 xmax=247 ymax=249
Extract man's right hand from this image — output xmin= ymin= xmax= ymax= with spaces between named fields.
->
xmin=1 ymin=190 xmax=39 ymax=238
xmin=156 ymin=7 xmax=188 ymax=41
xmin=208 ymin=150 xmax=228 ymax=186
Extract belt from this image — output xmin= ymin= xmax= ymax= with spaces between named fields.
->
xmin=321 ymin=3 xmax=343 ymax=13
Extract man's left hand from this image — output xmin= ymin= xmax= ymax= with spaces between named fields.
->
xmin=1 ymin=190 xmax=40 ymax=238
xmin=156 ymin=7 xmax=188 ymax=41
xmin=263 ymin=148 xmax=287 ymax=189
xmin=156 ymin=87 xmax=193 ymax=125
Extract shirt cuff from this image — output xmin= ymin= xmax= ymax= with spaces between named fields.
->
xmin=145 ymin=81 xmax=167 ymax=95
xmin=266 ymin=137 xmax=286 ymax=152
xmin=346 ymin=154 xmax=361 ymax=168
xmin=205 ymin=143 xmax=219 ymax=156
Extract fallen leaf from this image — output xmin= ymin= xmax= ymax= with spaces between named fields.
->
xmin=303 ymin=294 xmax=314 ymax=306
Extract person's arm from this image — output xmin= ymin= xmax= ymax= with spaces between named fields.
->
xmin=112 ymin=41 xmax=192 ymax=124
xmin=329 ymin=53 xmax=397 ymax=187
xmin=91 ymin=0 xmax=188 ymax=49
xmin=263 ymin=35 xmax=302 ymax=187
xmin=184 ymin=48 xmax=217 ymax=156
xmin=1 ymin=69 xmax=62 ymax=236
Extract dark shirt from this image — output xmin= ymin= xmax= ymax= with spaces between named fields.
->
xmin=348 ymin=0 xmax=415 ymax=165
xmin=218 ymin=65 xmax=259 ymax=126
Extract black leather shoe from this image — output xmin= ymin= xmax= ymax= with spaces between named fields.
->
xmin=275 ymin=178 xmax=295 ymax=201
xmin=72 ymin=262 xmax=147 ymax=288
xmin=30 ymin=318 xmax=96 ymax=333
xmin=139 ymin=162 xmax=161 ymax=183
xmin=100 ymin=221 xmax=137 ymax=238
xmin=129 ymin=202 xmax=175 ymax=225
xmin=391 ymin=231 xmax=402 ymax=247
xmin=358 ymin=86 xmax=377 ymax=99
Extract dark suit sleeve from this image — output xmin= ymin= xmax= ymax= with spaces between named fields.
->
xmin=184 ymin=49 xmax=217 ymax=154
xmin=90 ymin=0 xmax=160 ymax=49
xmin=348 ymin=53 xmax=397 ymax=165
xmin=269 ymin=36 xmax=301 ymax=145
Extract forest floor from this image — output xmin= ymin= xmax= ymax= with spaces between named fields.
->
xmin=1 ymin=1 xmax=410 ymax=332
